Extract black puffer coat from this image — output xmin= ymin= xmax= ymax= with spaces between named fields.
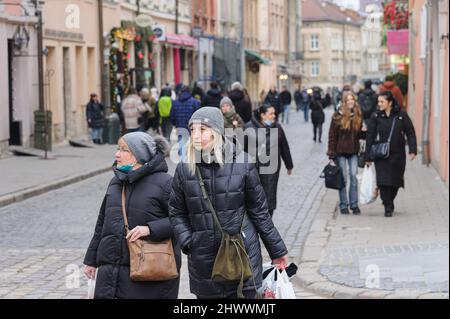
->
xmin=311 ymin=100 xmax=325 ymax=125
xmin=84 ymin=152 xmax=182 ymax=299
xmin=168 ymin=141 xmax=288 ymax=298
xmin=244 ymin=118 xmax=294 ymax=211
xmin=365 ymin=106 xmax=417 ymax=188
xmin=228 ymin=89 xmax=253 ymax=123
xmin=86 ymin=100 xmax=105 ymax=128
xmin=202 ymin=89 xmax=223 ymax=108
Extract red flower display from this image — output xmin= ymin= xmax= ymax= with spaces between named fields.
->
xmin=384 ymin=1 xmax=409 ymax=30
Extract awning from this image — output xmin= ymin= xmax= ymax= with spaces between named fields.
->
xmin=245 ymin=49 xmax=271 ymax=65
xmin=387 ymin=30 xmax=409 ymax=56
xmin=166 ymin=33 xmax=198 ymax=48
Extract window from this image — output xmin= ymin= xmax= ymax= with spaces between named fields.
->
xmin=311 ymin=61 xmax=320 ymax=77
xmin=311 ymin=34 xmax=319 ymax=50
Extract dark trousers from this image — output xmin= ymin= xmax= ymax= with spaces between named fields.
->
xmin=313 ymin=123 xmax=323 ymax=142
xmin=379 ymin=186 xmax=400 ymax=208
xmin=197 ymin=290 xmax=257 ymax=300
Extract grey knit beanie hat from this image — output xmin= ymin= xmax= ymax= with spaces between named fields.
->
xmin=220 ymin=97 xmax=234 ymax=109
xmin=122 ymin=132 xmax=157 ymax=164
xmin=189 ymin=107 xmax=225 ymax=135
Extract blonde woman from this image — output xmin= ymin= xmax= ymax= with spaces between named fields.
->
xmin=169 ymin=107 xmax=288 ymax=299
xmin=327 ymin=92 xmax=365 ymax=215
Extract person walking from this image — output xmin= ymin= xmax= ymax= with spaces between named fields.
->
xmin=202 ymin=82 xmax=223 ymax=108
xmin=245 ymin=105 xmax=294 ymax=217
xmin=294 ymin=87 xmax=303 ymax=112
xmin=311 ymin=97 xmax=325 ymax=143
xmin=170 ymin=85 xmax=201 ymax=161
xmin=358 ymin=80 xmax=378 ymax=125
xmin=83 ymin=132 xmax=181 ymax=299
xmin=86 ymin=93 xmax=105 ymax=144
xmin=379 ymin=75 xmax=404 ymax=109
xmin=228 ymin=82 xmax=253 ymax=123
xmin=365 ymin=91 xmax=417 ymax=217
xmin=264 ymin=86 xmax=282 ymax=118
xmin=169 ymin=107 xmax=289 ymax=299
xmin=300 ymin=89 xmax=311 ymax=122
xmin=327 ymin=92 xmax=365 ymax=215
xmin=157 ymin=89 xmax=174 ymax=141
xmin=279 ymin=86 xmax=292 ymax=125
xmin=121 ymin=88 xmax=147 ymax=134
xmin=220 ymin=97 xmax=245 ymax=130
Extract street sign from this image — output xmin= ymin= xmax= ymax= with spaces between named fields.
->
xmin=153 ymin=25 xmax=166 ymax=41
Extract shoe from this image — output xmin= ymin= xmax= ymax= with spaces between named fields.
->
xmin=352 ymin=207 xmax=361 ymax=215
xmin=385 ymin=205 xmax=394 ymax=218
xmin=341 ymin=208 xmax=350 ymax=215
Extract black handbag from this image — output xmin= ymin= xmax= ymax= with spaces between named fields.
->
xmin=370 ymin=117 xmax=397 ymax=161
xmin=320 ymin=162 xmax=345 ymax=190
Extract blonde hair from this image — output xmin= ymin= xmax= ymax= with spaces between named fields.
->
xmin=187 ymin=128 xmax=224 ymax=175
xmin=341 ymin=92 xmax=363 ymax=131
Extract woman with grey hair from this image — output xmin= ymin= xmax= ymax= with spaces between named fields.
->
xmin=169 ymin=107 xmax=288 ymax=299
xmin=84 ymin=132 xmax=181 ymax=299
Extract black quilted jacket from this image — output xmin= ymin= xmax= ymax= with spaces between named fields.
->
xmin=169 ymin=141 xmax=288 ymax=298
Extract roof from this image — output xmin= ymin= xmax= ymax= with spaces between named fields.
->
xmin=302 ymin=0 xmax=363 ymax=26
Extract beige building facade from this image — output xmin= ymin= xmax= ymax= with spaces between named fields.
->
xmin=0 ymin=0 xmax=39 ymax=157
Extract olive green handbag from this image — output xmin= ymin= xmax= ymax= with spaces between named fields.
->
xmin=196 ymin=166 xmax=254 ymax=299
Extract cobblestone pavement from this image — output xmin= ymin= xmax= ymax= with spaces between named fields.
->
xmin=0 ymin=109 xmax=332 ymax=299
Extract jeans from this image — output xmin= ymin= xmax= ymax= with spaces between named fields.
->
xmin=302 ymin=103 xmax=310 ymax=122
xmin=90 ymin=128 xmax=103 ymax=143
xmin=177 ymin=134 xmax=188 ymax=162
xmin=281 ymin=105 xmax=290 ymax=124
xmin=337 ymin=155 xmax=359 ymax=210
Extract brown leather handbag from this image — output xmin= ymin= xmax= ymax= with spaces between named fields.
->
xmin=121 ymin=186 xmax=179 ymax=282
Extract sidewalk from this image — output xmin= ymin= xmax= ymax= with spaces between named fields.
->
xmin=296 ymin=158 xmax=449 ymax=299
xmin=0 ymin=144 xmax=118 ymax=208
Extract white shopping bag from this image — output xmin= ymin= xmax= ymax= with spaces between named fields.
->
xmin=359 ymin=166 xmax=378 ymax=205
xmin=87 ymin=272 xmax=97 ymax=299
xmin=260 ymin=268 xmax=296 ymax=299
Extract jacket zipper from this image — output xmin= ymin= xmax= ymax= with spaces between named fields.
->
xmin=210 ymin=166 xmax=218 ymax=252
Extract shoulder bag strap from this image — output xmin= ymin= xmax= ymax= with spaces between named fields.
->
xmin=121 ymin=185 xmax=130 ymax=234
xmin=387 ymin=117 xmax=398 ymax=143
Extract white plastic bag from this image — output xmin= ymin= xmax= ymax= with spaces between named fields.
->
xmin=260 ymin=268 xmax=296 ymax=299
xmin=87 ymin=272 xmax=97 ymax=299
xmin=359 ymin=166 xmax=378 ymax=205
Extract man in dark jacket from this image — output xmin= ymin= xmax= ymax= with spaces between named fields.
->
xmin=202 ymin=82 xmax=223 ymax=108
xmin=264 ymin=86 xmax=281 ymax=117
xmin=294 ymin=87 xmax=303 ymax=112
xmin=170 ymin=86 xmax=201 ymax=160
xmin=86 ymin=93 xmax=105 ymax=144
xmin=228 ymin=82 xmax=253 ymax=123
xmin=279 ymin=86 xmax=292 ymax=125
xmin=358 ymin=80 xmax=378 ymax=125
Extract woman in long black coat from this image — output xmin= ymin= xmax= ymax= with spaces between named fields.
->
xmin=169 ymin=107 xmax=288 ymax=299
xmin=365 ymin=91 xmax=417 ymax=217
xmin=245 ymin=105 xmax=294 ymax=217
xmin=84 ymin=133 xmax=181 ymax=299
xmin=310 ymin=98 xmax=325 ymax=143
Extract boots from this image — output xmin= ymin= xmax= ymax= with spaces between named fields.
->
xmin=384 ymin=204 xmax=394 ymax=218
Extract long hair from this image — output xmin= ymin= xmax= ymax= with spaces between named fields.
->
xmin=187 ymin=128 xmax=224 ymax=175
xmin=341 ymin=92 xmax=363 ymax=131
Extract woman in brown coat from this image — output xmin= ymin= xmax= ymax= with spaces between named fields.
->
xmin=327 ymin=92 xmax=365 ymax=215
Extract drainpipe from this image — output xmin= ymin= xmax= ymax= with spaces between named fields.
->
xmin=422 ymin=1 xmax=432 ymax=166
xmin=97 ymin=0 xmax=106 ymax=112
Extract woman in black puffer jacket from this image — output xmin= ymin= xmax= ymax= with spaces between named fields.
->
xmin=169 ymin=107 xmax=288 ymax=299
xmin=83 ymin=133 xmax=181 ymax=299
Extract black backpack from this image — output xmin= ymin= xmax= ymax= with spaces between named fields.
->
xmin=320 ymin=163 xmax=345 ymax=190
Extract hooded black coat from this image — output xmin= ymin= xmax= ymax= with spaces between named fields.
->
xmin=84 ymin=152 xmax=182 ymax=299
xmin=244 ymin=118 xmax=294 ymax=211
xmin=365 ymin=106 xmax=417 ymax=188
xmin=202 ymin=89 xmax=223 ymax=108
xmin=228 ymin=89 xmax=253 ymax=123
xmin=168 ymin=141 xmax=288 ymax=298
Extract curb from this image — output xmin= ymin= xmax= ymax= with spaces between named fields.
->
xmin=0 ymin=166 xmax=112 ymax=209
xmin=293 ymin=189 xmax=450 ymax=300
